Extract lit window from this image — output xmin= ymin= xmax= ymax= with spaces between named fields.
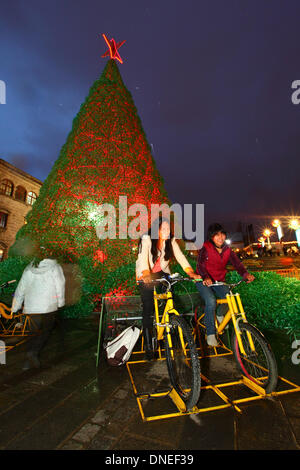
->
xmin=26 ymin=191 xmax=37 ymax=206
xmin=15 ymin=185 xmax=27 ymax=202
xmin=0 ymin=212 xmax=8 ymax=228
xmin=0 ymin=179 xmax=14 ymax=197
xmin=0 ymin=249 xmax=4 ymax=261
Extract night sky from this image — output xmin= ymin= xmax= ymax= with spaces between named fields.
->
xmin=1 ymin=0 xmax=300 ymax=240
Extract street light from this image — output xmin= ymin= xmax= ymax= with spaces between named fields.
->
xmin=289 ymin=219 xmax=300 ymax=247
xmin=289 ymin=219 xmax=300 ymax=230
xmin=263 ymin=229 xmax=271 ymax=245
xmin=272 ymin=219 xmax=283 ymax=241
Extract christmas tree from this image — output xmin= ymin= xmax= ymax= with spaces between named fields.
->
xmin=10 ymin=37 xmax=170 ymax=306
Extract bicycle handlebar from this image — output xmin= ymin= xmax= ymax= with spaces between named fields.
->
xmin=208 ymin=279 xmax=245 ymax=289
xmin=137 ymin=274 xmax=246 ymax=290
xmin=137 ymin=273 xmax=201 ymax=287
xmin=0 ymin=280 xmax=16 ymax=290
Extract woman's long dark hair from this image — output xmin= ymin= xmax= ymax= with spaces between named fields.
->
xmin=138 ymin=216 xmax=174 ymax=262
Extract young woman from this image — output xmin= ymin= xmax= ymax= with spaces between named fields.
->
xmin=196 ymin=223 xmax=255 ymax=347
xmin=136 ymin=216 xmax=199 ymax=359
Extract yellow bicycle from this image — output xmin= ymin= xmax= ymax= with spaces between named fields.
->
xmin=196 ymin=279 xmax=278 ymax=394
xmin=139 ymin=273 xmax=201 ymax=410
xmin=0 ymin=280 xmax=39 ymax=337
xmin=0 ymin=280 xmax=17 ymax=324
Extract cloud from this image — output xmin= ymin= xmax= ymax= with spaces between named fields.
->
xmin=1 ymin=0 xmax=300 ymax=229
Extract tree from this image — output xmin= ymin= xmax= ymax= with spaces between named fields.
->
xmin=10 ymin=59 xmax=170 ymax=298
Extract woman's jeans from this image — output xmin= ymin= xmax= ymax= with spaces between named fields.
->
xmin=196 ymin=283 xmax=230 ymax=336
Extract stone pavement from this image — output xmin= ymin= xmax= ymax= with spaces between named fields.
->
xmin=0 ymin=316 xmax=299 ymax=451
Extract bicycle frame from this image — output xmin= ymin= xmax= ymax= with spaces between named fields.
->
xmin=153 ymin=287 xmax=186 ymax=360
xmin=216 ymin=291 xmax=255 ymax=355
xmin=0 ymin=300 xmax=40 ymax=337
xmin=0 ymin=302 xmax=13 ymax=319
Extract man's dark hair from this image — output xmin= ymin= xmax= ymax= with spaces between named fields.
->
xmin=207 ymin=223 xmax=227 ymax=241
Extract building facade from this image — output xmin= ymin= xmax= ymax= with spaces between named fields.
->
xmin=0 ymin=158 xmax=42 ymax=260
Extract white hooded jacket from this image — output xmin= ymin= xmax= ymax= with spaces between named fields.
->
xmin=12 ymin=259 xmax=65 ymax=314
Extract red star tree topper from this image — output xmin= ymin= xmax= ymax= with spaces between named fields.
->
xmin=101 ymin=34 xmax=126 ymax=64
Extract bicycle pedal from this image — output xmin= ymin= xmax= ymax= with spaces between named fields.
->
xmin=135 ymin=392 xmax=151 ymax=399
xmin=135 ymin=392 xmax=161 ymax=400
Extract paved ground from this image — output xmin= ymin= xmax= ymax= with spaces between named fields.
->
xmin=0 ymin=315 xmax=299 ymax=451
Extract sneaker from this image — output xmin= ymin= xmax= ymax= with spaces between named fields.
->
xmin=207 ymin=334 xmax=218 ymax=347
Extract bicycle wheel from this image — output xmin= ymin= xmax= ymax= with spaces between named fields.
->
xmin=232 ymin=321 xmax=278 ymax=393
xmin=165 ymin=314 xmax=201 ymax=410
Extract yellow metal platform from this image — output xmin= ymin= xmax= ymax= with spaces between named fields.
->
xmin=126 ymin=339 xmax=300 ymax=422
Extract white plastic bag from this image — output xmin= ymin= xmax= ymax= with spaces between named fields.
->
xmin=105 ymin=325 xmax=140 ymax=366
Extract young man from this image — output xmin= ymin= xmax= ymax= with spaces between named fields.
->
xmin=196 ymin=223 xmax=255 ymax=346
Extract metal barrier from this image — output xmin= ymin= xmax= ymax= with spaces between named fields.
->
xmin=274 ymin=268 xmax=300 ymax=280
xmin=95 ymin=293 xmax=201 ymax=367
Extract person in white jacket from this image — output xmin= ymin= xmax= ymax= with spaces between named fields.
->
xmin=12 ymin=257 xmax=65 ymax=370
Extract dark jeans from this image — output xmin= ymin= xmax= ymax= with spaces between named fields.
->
xmin=196 ymin=283 xmax=230 ymax=335
xmin=26 ymin=312 xmax=57 ymax=356
xmin=138 ymin=271 xmax=165 ymax=329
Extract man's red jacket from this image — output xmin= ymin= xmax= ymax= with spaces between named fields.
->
xmin=196 ymin=240 xmax=249 ymax=282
